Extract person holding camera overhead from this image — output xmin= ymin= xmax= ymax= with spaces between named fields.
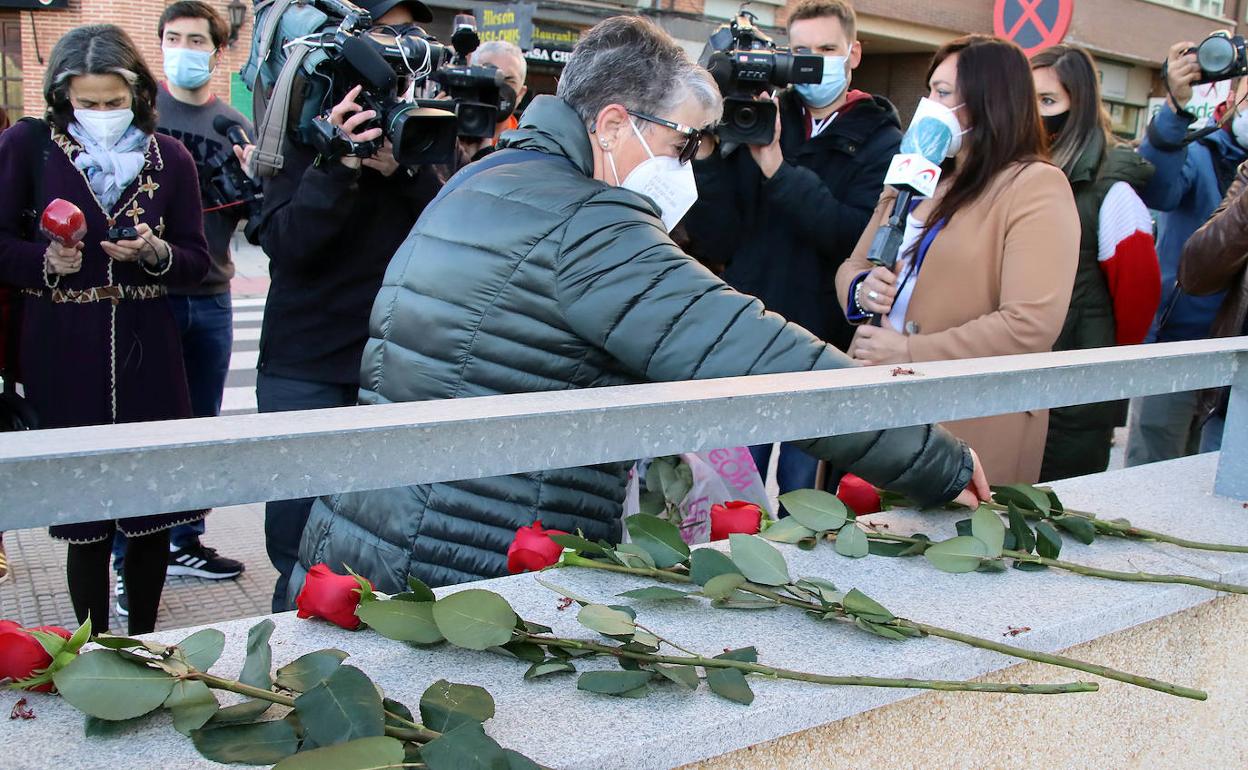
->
xmin=0 ymin=25 xmax=210 ymax=634
xmin=1029 ymin=44 xmax=1159 ymax=482
xmin=109 ymin=2 xmax=250 ymax=617
xmin=252 ymin=0 xmax=456 ymax=612
xmin=683 ymin=0 xmax=903 ymax=502
xmin=835 ymin=35 xmax=1079 ymax=485
xmin=290 ymin=15 xmax=989 ymax=596
xmin=1127 ymin=37 xmax=1248 ymax=466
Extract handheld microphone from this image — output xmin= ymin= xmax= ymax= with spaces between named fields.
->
xmin=212 ymin=115 xmax=251 ymax=148
xmin=40 ymin=199 xmax=87 ymax=246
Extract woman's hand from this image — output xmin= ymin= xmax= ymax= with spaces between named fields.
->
xmin=45 ymin=240 xmax=83 ymax=275
xmin=848 ymin=324 xmax=911 ymax=365
xmin=952 ymin=448 xmax=990 ymax=509
xmin=857 ymin=265 xmax=898 ymax=315
xmin=100 ymin=223 xmax=168 ymax=266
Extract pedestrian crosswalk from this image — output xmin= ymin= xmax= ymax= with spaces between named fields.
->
xmin=223 ymin=296 xmax=264 ymax=415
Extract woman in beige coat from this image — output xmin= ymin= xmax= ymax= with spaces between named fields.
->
xmin=836 ymin=35 xmax=1079 ymax=484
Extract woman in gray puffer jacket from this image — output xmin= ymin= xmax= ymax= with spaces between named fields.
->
xmin=292 ymin=15 xmax=988 ymax=599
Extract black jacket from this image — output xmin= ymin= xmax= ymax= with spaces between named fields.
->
xmin=683 ymin=89 xmax=902 ymax=350
xmin=254 ymin=142 xmax=448 ymax=384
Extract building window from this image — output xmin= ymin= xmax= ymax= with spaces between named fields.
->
xmin=0 ymin=17 xmax=20 ymax=125
xmin=1149 ymin=0 xmax=1226 ymax=18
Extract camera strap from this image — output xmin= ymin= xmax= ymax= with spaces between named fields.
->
xmin=250 ymin=41 xmax=317 ymax=178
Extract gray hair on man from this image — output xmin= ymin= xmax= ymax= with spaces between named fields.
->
xmin=471 ymin=39 xmax=528 ymax=84
xmin=557 ymin=15 xmax=722 ymax=130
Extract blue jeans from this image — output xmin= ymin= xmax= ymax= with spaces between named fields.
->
xmin=749 ymin=443 xmax=827 ymax=516
xmin=257 ymin=372 xmax=358 ymax=612
xmin=114 ymin=293 xmax=233 ymax=570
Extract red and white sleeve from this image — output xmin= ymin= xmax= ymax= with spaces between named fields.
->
xmin=1098 ymin=182 xmax=1161 ymax=345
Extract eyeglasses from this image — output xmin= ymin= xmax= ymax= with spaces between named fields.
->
xmin=627 ymin=109 xmax=704 ymax=164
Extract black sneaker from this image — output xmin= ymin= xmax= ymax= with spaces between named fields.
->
xmin=168 ymin=541 xmax=244 ymax=580
xmin=115 ymin=574 xmax=129 ymax=617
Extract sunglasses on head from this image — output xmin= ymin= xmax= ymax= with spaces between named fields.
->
xmin=627 ymin=109 xmax=705 ymax=164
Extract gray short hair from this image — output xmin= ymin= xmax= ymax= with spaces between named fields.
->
xmin=557 ymin=15 xmax=722 ymax=129
xmin=472 ymin=40 xmax=527 ymax=85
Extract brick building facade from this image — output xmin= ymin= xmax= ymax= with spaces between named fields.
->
xmin=1 ymin=0 xmax=1245 ymax=134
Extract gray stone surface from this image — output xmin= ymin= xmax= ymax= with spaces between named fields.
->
xmin=1 ymin=454 xmax=1244 ymax=769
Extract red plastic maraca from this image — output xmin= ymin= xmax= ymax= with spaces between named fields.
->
xmin=39 ymin=198 xmax=87 ymax=246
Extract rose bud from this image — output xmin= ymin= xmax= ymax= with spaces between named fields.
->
xmin=710 ymin=501 xmax=763 ymax=541
xmin=0 ymin=622 xmax=70 ymax=692
xmin=39 ymin=198 xmax=87 ymax=246
xmin=836 ymin=473 xmax=882 ymax=516
xmin=295 ymin=564 xmax=372 ymax=630
xmin=507 ymin=521 xmax=568 ymax=574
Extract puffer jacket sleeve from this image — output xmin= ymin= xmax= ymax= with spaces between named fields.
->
xmin=554 ymin=187 xmax=973 ymax=507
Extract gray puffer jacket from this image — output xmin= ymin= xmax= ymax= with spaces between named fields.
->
xmin=293 ymin=95 xmax=973 ymax=595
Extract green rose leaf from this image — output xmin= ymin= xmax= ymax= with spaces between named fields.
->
xmin=760 ymin=517 xmax=816 ymax=544
xmin=383 ymin=697 xmax=415 ymax=730
xmin=714 ymin=646 xmax=759 ymax=663
xmin=357 ymin=598 xmax=444 ymax=644
xmin=577 ymin=604 xmax=637 ymax=637
xmin=779 ymin=488 xmax=848 ymax=532
xmin=1035 ymin=520 xmax=1063 ymax=559
xmin=615 ymin=586 xmax=692 ymax=601
xmin=795 ymin=577 xmax=842 ymax=605
xmin=524 ymin=660 xmax=576 ymax=679
xmin=833 ymin=524 xmax=870 ymax=558
xmin=626 ymin=514 xmax=692 ymax=568
xmin=272 ymin=736 xmax=405 ymax=770
xmin=492 ymin=640 xmax=546 ymax=663
xmin=1014 ymin=560 xmax=1050 ymax=572
xmin=689 ymin=548 xmax=741 ymax=585
xmin=1054 ymin=515 xmax=1097 ymax=545
xmin=163 ymin=679 xmax=219 ymax=735
xmin=239 ymin=619 xmax=275 ymax=690
xmin=52 ymin=650 xmax=174 ymax=721
xmin=1006 ymin=502 xmax=1037 ymax=554
xmin=275 ymin=649 xmax=350 ymax=692
xmin=701 ymin=572 xmax=747 ymax=601
xmin=855 ymin=617 xmax=910 ymax=641
xmin=1045 ymin=488 xmax=1065 ymax=513
xmin=991 ymin=483 xmax=1050 ymax=515
xmin=176 ymin=629 xmax=226 ymax=673
xmin=971 ymin=505 xmax=1006 ymax=557
xmin=728 ymin=534 xmax=791 ymax=586
xmin=842 ymin=588 xmax=895 ymax=622
xmin=923 ymin=535 xmax=991 ymax=573
xmin=209 ymin=698 xmax=272 ymax=725
xmin=654 ymin=664 xmax=700 ymax=690
xmin=404 ymin=575 xmax=438 ymax=602
xmin=432 ymin=590 xmax=518 ymax=651
xmin=705 ymin=668 xmax=754 ymax=705
xmin=712 ymin=593 xmax=780 ymax=610
xmin=191 ymin=720 xmax=299 ymax=765
xmin=532 ymin=578 xmax=595 ymax=606
xmin=420 ymin=722 xmax=516 ymax=770
xmin=293 ymin=664 xmax=385 ymax=747
xmin=419 ymin=679 xmax=496 ymax=733
xmin=954 ymin=518 xmax=974 ymax=538
xmin=638 ymin=488 xmax=667 ymax=516
xmin=868 ymin=534 xmax=932 ymax=557
xmin=547 ymin=533 xmax=604 ymax=555
xmin=614 ymin=543 xmax=658 ymax=570
xmin=83 ymin=714 xmax=145 ymax=738
xmin=577 ymin=670 xmax=654 ymax=696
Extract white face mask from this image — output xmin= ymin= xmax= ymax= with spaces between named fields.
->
xmin=904 ymin=97 xmax=967 ymax=160
xmin=1233 ymin=109 xmax=1248 ymax=148
xmin=606 ymin=119 xmax=698 ymax=232
xmin=73 ymin=108 xmax=135 ymax=149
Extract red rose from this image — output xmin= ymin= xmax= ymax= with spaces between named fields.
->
xmin=836 ymin=474 xmax=882 ymax=516
xmin=0 ymin=622 xmax=70 ymax=692
xmin=296 ymin=564 xmax=372 ymax=630
xmin=507 ymin=521 xmax=568 ymax=574
xmin=710 ymin=501 xmax=763 ymax=541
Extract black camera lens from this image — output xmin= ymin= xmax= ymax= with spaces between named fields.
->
xmin=1198 ymin=35 xmax=1237 ymax=77
xmin=735 ymin=104 xmax=759 ymax=130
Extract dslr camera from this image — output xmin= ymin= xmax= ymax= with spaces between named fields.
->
xmin=308 ymin=0 xmax=459 ymax=165
xmin=1188 ymin=31 xmax=1248 ymax=84
xmin=430 ymin=14 xmax=519 ymax=140
xmin=699 ymin=9 xmax=823 ymax=146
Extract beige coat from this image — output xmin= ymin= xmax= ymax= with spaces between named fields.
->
xmin=836 ymin=161 xmax=1079 ymax=483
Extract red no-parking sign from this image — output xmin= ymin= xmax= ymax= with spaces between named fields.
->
xmin=993 ymin=0 xmax=1075 ymax=57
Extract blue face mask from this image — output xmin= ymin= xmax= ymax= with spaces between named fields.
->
xmin=163 ymin=46 xmax=214 ymax=90
xmin=794 ymin=55 xmax=848 ymax=109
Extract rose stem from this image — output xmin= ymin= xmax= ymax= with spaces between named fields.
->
xmin=522 ymin=633 xmax=1096 ymax=695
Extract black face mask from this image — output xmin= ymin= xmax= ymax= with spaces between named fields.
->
xmin=1042 ymin=111 xmax=1070 ymax=139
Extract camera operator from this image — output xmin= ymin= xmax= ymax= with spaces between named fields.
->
xmin=253 ymin=0 xmax=456 ymax=612
xmin=682 ymin=0 xmax=901 ymax=500
xmin=459 ymin=40 xmax=529 ymax=159
xmin=110 ymin=1 xmax=249 ymax=611
xmin=1127 ymin=39 xmax=1248 ymax=466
